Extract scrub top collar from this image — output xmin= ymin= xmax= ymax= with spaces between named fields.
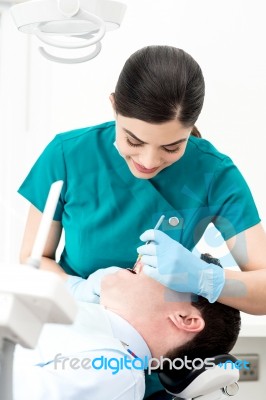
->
xmin=105 ymin=309 xmax=152 ymax=361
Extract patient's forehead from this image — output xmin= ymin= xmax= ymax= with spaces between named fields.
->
xmin=164 ymin=289 xmax=192 ymax=303
xmin=133 ymin=263 xmax=193 ymax=304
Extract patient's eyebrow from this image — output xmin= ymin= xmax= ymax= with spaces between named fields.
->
xmin=123 ymin=127 xmax=188 ymax=147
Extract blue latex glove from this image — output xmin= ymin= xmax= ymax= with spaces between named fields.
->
xmin=65 ymin=267 xmax=122 ymax=302
xmin=137 ymin=230 xmax=225 ymax=303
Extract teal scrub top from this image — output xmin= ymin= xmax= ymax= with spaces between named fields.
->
xmin=18 ymin=121 xmax=261 ymax=397
xmin=18 ymin=120 xmax=260 ymax=278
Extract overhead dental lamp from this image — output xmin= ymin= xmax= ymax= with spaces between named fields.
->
xmin=10 ymin=0 xmax=127 ymax=63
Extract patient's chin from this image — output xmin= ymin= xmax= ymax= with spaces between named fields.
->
xmin=100 ymin=273 xmax=120 ymax=306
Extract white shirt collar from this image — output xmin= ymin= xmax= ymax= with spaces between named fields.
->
xmin=105 ymin=309 xmax=152 ymax=361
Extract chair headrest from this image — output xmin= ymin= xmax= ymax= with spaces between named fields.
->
xmin=158 ymin=354 xmax=239 ymax=397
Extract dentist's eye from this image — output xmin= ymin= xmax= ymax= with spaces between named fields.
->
xmin=126 ymin=137 xmax=143 ymax=147
xmin=162 ymin=146 xmax=181 ymax=154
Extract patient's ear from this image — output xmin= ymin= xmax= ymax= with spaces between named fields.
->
xmin=169 ymin=310 xmax=205 ymax=333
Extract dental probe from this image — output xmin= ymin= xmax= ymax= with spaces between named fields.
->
xmin=27 ymin=180 xmax=64 ymax=268
xmin=134 ymin=214 xmax=165 ymax=267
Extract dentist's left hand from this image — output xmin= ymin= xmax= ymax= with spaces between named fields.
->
xmin=65 ymin=267 xmax=122 ymax=302
xmin=137 ymin=230 xmax=225 ymax=303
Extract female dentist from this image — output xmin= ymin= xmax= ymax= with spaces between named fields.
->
xmin=18 ymin=45 xmax=266 ymax=397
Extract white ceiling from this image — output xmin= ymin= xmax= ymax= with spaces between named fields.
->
xmin=0 ymin=0 xmax=26 ymax=4
xmin=0 ymin=0 xmax=24 ymax=15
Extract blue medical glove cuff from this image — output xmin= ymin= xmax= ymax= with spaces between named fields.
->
xmin=197 ymin=263 xmax=225 ymax=303
xmin=165 ymin=256 xmax=226 ymax=303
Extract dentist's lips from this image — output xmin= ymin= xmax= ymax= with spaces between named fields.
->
xmin=132 ymin=160 xmax=159 ymax=174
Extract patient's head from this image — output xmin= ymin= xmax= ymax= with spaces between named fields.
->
xmin=101 ymin=266 xmax=204 ymax=358
xmin=101 ymin=254 xmax=241 ymax=361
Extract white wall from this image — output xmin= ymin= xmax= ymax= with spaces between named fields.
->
xmin=232 ymin=337 xmax=266 ymax=399
xmin=0 ymin=2 xmax=266 ymax=397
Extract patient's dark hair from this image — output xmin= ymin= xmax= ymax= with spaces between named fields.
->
xmin=114 ymin=45 xmax=204 ymax=138
xmin=163 ymin=254 xmax=241 ymax=374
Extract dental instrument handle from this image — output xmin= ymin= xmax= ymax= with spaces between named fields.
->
xmin=153 ymin=215 xmax=166 ymax=230
xmin=27 ymin=180 xmax=64 ymax=269
xmin=146 ymin=214 xmax=165 ymax=244
xmin=135 ymin=215 xmax=165 ymax=265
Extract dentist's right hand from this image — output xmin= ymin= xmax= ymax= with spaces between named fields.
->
xmin=65 ymin=267 xmax=122 ymax=303
xmin=137 ymin=229 xmax=225 ymax=303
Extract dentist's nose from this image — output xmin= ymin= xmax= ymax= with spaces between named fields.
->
xmin=139 ymin=149 xmax=161 ymax=169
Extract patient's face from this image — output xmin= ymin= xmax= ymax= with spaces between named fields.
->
xmin=100 ymin=266 xmax=191 ymax=322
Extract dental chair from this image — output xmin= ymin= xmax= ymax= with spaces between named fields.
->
xmin=147 ymin=354 xmax=239 ymax=400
